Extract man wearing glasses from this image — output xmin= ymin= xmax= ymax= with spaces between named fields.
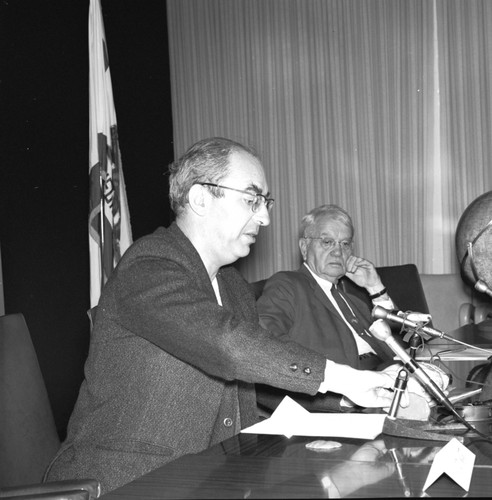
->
xmin=256 ymin=204 xmax=399 ymax=413
xmin=45 ymin=139 xmax=400 ymax=494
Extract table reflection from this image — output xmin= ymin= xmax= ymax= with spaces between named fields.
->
xmin=103 ymin=431 xmax=492 ymax=498
xmin=198 ymin=434 xmax=454 ymax=498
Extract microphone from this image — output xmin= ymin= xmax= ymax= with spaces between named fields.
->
xmin=369 ymin=319 xmax=458 ymax=415
xmin=372 ymin=306 xmax=454 ymax=341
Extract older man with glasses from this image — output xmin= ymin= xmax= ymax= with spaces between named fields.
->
xmin=45 ymin=140 xmax=401 ymax=494
xmin=256 ymin=204 xmax=401 ymax=413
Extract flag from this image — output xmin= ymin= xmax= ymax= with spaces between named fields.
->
xmin=88 ymin=0 xmax=132 ymax=309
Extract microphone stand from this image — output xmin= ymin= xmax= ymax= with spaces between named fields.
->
xmin=407 ymin=330 xmax=424 ymax=359
xmin=387 ymin=334 xmax=421 ymax=419
xmin=383 ymin=411 xmax=465 ymax=442
xmin=383 ymin=326 xmax=469 ymax=442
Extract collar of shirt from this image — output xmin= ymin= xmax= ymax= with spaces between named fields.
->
xmin=211 ymin=276 xmax=222 ymax=306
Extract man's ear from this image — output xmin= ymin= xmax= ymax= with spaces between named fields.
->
xmin=299 ymin=238 xmax=307 ymax=261
xmin=188 ymin=184 xmax=207 ymax=216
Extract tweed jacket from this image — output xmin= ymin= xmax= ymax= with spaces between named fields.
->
xmin=255 ymin=265 xmax=395 ymax=412
xmin=45 ymin=223 xmax=327 ymax=494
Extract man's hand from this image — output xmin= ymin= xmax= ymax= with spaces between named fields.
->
xmin=382 ymin=362 xmax=450 ymax=404
xmin=344 ymin=255 xmax=385 ymax=294
xmin=381 ymin=362 xmax=451 ymax=419
xmin=319 ymin=361 xmax=397 ymax=408
xmin=342 ymin=369 xmax=397 ymax=408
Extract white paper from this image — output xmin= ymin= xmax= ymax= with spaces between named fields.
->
xmin=241 ymin=396 xmax=386 ymax=439
xmin=423 ymin=438 xmax=476 ymax=492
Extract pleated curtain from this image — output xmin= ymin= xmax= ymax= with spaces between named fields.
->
xmin=167 ymin=0 xmax=492 ymax=282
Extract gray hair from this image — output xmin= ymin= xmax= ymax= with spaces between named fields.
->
xmin=300 ymin=204 xmax=354 ymax=238
xmin=168 ymin=137 xmax=259 ymax=215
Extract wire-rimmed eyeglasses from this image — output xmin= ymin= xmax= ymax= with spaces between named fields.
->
xmin=304 ymin=237 xmax=353 ymax=252
xmin=199 ymin=183 xmax=275 ymax=213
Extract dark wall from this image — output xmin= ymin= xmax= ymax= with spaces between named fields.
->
xmin=0 ymin=0 xmax=174 ymax=439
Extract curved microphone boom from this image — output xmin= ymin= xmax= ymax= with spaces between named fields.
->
xmin=369 ymin=319 xmax=459 ymax=416
xmin=372 ymin=305 xmax=454 ymax=341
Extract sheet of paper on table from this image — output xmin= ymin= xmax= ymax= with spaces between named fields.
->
xmin=241 ymin=396 xmax=386 ymax=439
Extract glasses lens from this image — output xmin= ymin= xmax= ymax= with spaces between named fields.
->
xmin=251 ymin=195 xmax=274 ymax=213
xmin=318 ymin=239 xmax=352 ymax=251
xmin=321 ymin=239 xmax=335 ymax=250
xmin=251 ymin=196 xmax=261 ymax=213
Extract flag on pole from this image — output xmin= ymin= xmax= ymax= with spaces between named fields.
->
xmin=88 ymin=0 xmax=132 ymax=309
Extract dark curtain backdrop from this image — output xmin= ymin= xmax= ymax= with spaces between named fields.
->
xmin=0 ymin=0 xmax=174 ymax=439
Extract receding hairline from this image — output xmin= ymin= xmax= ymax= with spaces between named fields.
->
xmin=225 ymin=149 xmax=271 ymax=198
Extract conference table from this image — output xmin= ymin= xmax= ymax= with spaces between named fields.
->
xmin=102 ymin=322 xmax=492 ymax=499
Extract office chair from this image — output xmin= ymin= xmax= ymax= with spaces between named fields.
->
xmin=420 ymin=273 xmax=492 ymax=333
xmin=0 ymin=313 xmax=100 ymax=499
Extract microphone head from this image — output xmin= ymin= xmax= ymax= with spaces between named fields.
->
xmin=369 ymin=318 xmax=392 ymax=341
xmin=372 ymin=305 xmax=389 ymax=320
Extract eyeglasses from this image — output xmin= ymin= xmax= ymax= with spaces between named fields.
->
xmin=199 ymin=183 xmax=275 ymax=213
xmin=304 ymin=237 xmax=353 ymax=252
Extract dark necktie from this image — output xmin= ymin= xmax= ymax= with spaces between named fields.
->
xmin=330 ymin=285 xmax=368 ymax=337
xmin=331 ymin=285 xmax=391 ymax=369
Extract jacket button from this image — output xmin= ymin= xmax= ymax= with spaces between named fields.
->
xmin=303 ymin=367 xmax=312 ymax=375
xmin=223 ymin=418 xmax=233 ymax=427
xmin=289 ymin=363 xmax=298 ymax=372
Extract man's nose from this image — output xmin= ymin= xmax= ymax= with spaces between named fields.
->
xmin=329 ymin=242 xmax=343 ymax=254
xmin=253 ymin=203 xmax=271 ymax=226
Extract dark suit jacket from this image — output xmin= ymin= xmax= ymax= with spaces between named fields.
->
xmin=45 ymin=224 xmax=327 ymax=494
xmin=256 ymin=265 xmax=395 ymax=412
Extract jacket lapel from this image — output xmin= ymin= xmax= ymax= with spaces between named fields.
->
xmin=299 ymin=266 xmax=359 ymax=356
xmin=298 ymin=266 xmax=394 ymax=363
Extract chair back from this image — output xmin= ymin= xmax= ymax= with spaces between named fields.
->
xmin=419 ymin=273 xmax=475 ymax=333
xmin=376 ymin=264 xmax=431 ymax=315
xmin=0 ymin=314 xmax=61 ymax=488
